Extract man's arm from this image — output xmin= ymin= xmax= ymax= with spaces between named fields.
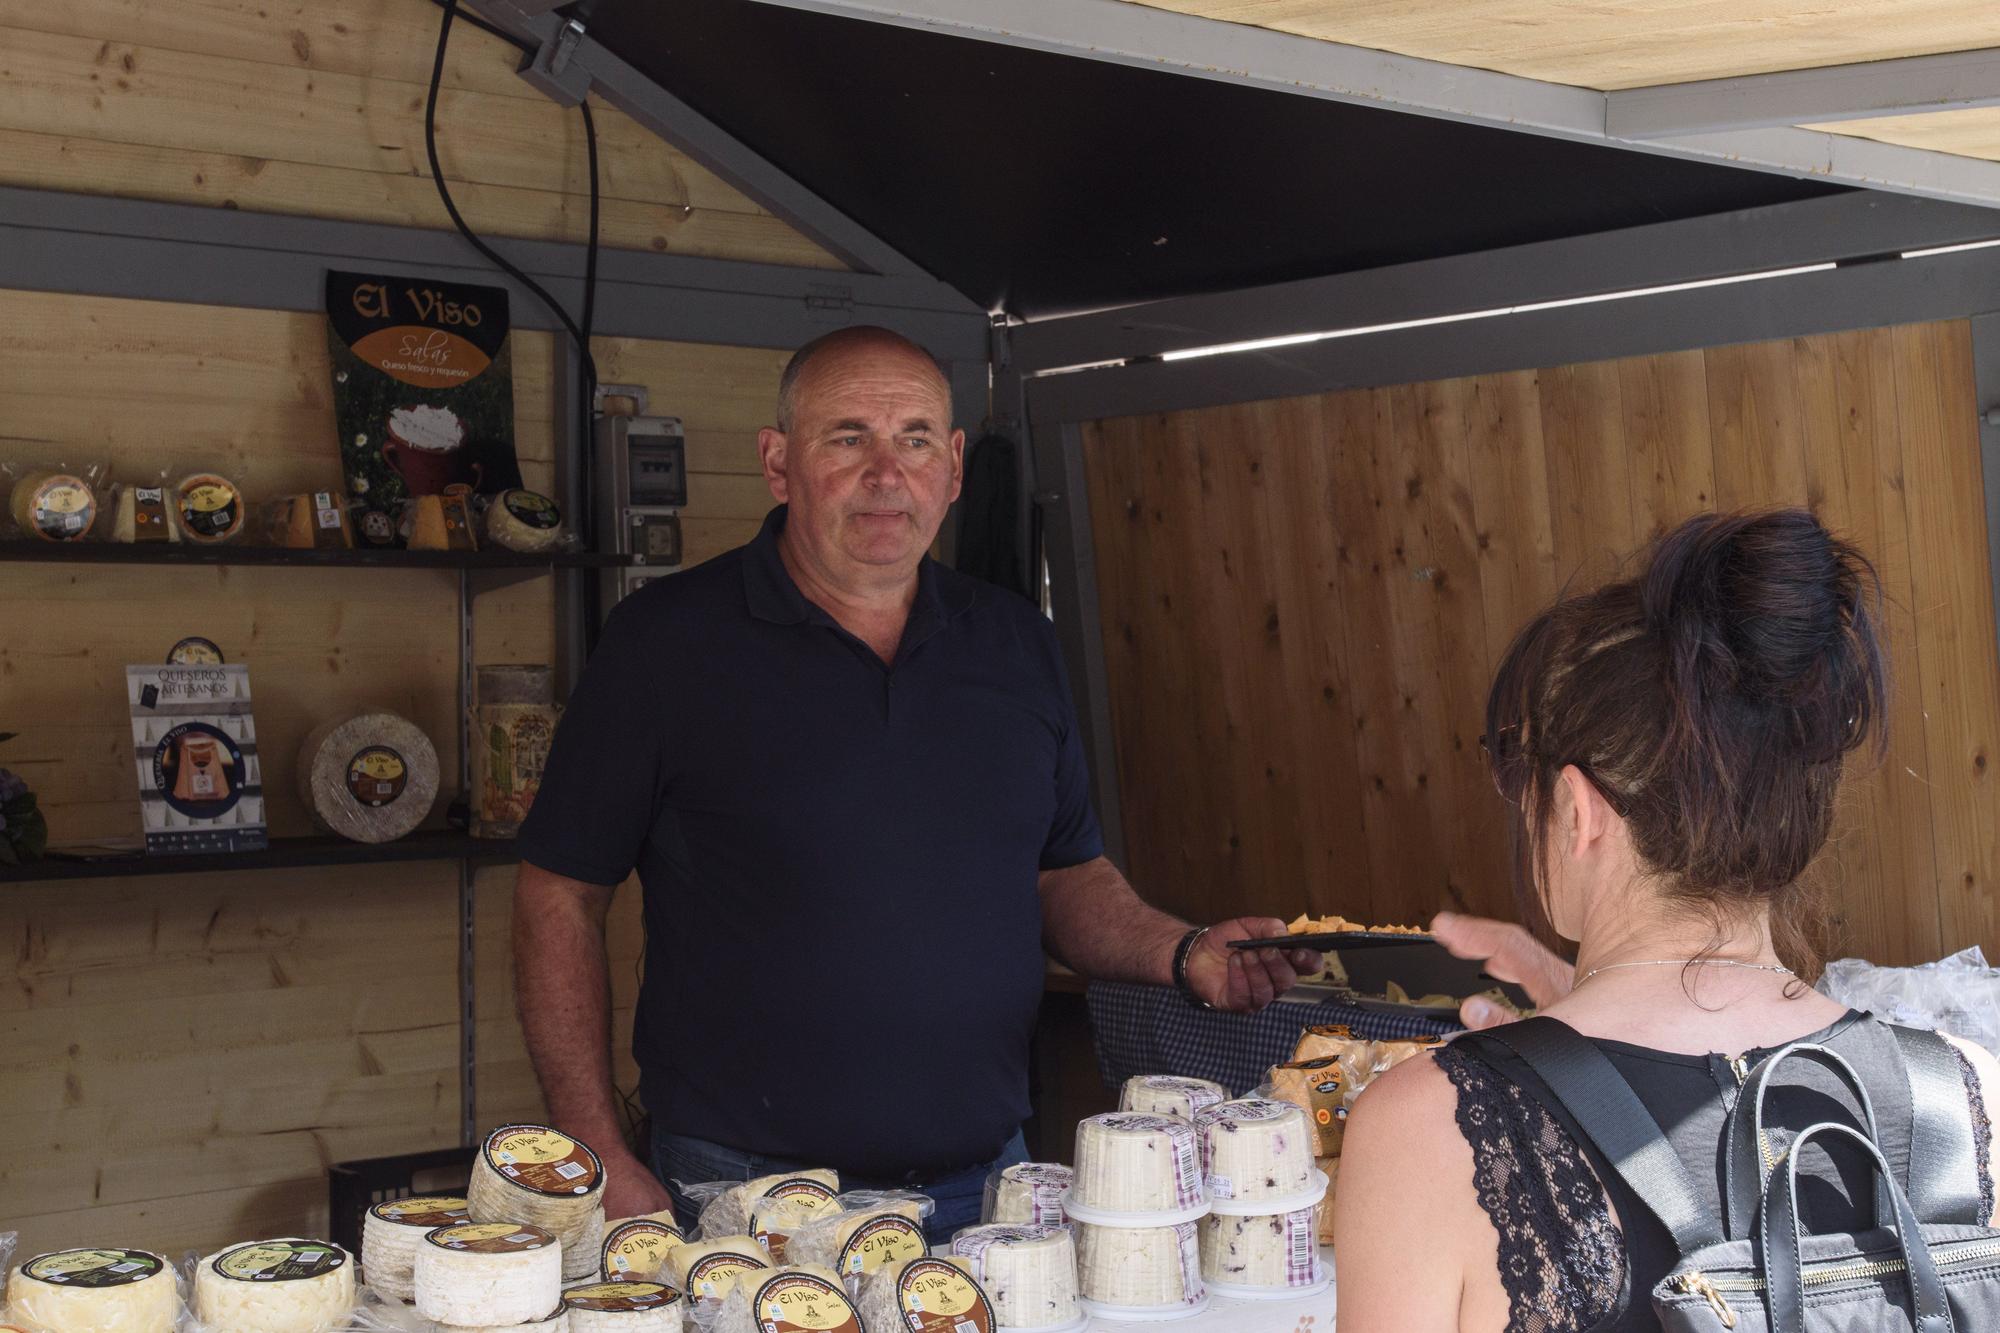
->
xmin=513 ymin=860 xmax=670 ymax=1219
xmin=1038 ymin=856 xmax=1320 ymax=1011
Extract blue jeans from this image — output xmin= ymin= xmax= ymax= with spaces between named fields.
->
xmin=651 ymin=1126 xmax=1030 ymax=1248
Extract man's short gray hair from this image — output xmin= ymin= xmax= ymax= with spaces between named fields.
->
xmin=775 ymin=326 xmax=951 ymax=435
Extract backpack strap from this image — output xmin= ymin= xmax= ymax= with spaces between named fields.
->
xmin=1478 ymin=1017 xmax=1726 ymax=1256
xmin=1889 ymin=1025 xmax=1986 ymax=1225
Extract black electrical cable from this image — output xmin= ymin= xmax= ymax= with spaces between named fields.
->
xmin=428 ymin=0 xmax=529 ymax=52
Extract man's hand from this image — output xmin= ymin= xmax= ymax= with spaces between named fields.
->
xmin=599 ymin=1144 xmax=674 ymax=1223
xmin=1183 ymin=917 xmax=1323 ymax=1013
xmin=1430 ymin=910 xmax=1574 ymax=1030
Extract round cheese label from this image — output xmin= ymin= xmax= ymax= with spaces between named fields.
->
xmin=896 ymin=1259 xmax=994 ymax=1333
xmin=166 ymin=636 xmax=225 ymax=666
xmin=755 ymin=1272 xmax=863 ymax=1333
xmin=426 ymin=1222 xmax=557 ymax=1254
xmin=21 ymin=1248 xmax=164 ymax=1288
xmin=177 ymin=477 xmax=242 ymax=539
xmin=838 ymin=1215 xmax=925 ymax=1275
xmin=687 ymin=1251 xmax=766 ymax=1299
xmin=764 ymin=1177 xmax=838 ymax=1207
xmin=370 ymin=1195 xmax=469 ymax=1227
xmin=484 ymin=1123 xmax=603 ymax=1195
xmin=212 ymin=1240 xmax=346 ymax=1282
xmin=28 ymin=477 xmax=93 ymax=538
xmin=503 ymin=489 xmax=562 ymax=529
xmin=565 ymin=1280 xmax=678 ymax=1311
xmin=346 ymin=746 xmax=409 ymax=807
xmin=601 ymin=1219 xmax=682 ymax=1277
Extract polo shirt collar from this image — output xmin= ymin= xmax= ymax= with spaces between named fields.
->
xmin=743 ymin=505 xmax=975 ymax=631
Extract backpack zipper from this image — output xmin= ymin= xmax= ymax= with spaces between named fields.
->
xmin=1728 ymin=1055 xmax=1778 ymax=1171
xmin=1671 ymin=1239 xmax=2000 ymax=1312
xmin=1671 ymin=1271 xmax=1738 ymax=1327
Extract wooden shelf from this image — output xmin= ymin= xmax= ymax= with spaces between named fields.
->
xmin=0 ymin=540 xmax=633 ymax=571
xmin=0 ymin=829 xmax=518 ymax=883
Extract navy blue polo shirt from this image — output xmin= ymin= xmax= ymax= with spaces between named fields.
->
xmin=517 ymin=505 xmax=1103 ymax=1179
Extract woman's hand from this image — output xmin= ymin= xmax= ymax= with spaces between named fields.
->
xmin=1430 ymin=911 xmax=1574 ymax=1029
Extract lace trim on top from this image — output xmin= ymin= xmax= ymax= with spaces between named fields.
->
xmin=1435 ymin=1044 xmax=1626 ymax=1333
xmin=1949 ymin=1043 xmax=1997 ymax=1222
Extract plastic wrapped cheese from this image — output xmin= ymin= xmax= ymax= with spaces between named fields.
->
xmin=711 ymin=1267 xmax=860 ymax=1333
xmin=1315 ymin=1159 xmax=1339 ymax=1246
xmin=783 ymin=1195 xmax=930 ymax=1280
xmin=561 ymin=1279 xmax=683 ymax=1331
xmin=193 ymin=1238 xmax=357 ymax=1333
xmin=362 ymin=1194 xmax=470 ymax=1302
xmin=949 ymin=1225 xmax=1079 ymax=1331
xmin=172 ymin=472 xmax=247 ymax=544
xmin=598 ymin=1216 xmax=684 ymax=1282
xmin=663 ymin=1236 xmax=768 ymax=1308
xmin=111 ymin=484 xmax=176 ymax=543
xmin=5 ymin=1246 xmax=179 ymax=1333
xmin=9 ymin=470 xmax=99 ymax=542
xmin=1265 ymin=1058 xmax=1348 ymax=1158
xmin=694 ymin=1169 xmax=839 ymax=1240
xmin=982 ymin=1163 xmax=1073 ymax=1227
xmin=1197 ymin=1208 xmax=1322 ymax=1292
xmin=1192 ymin=1099 xmax=1315 ymax=1205
xmin=486 ymin=489 xmax=566 ymax=554
xmin=858 ymin=1257 xmax=996 ymax=1333
xmin=414 ymin=1222 xmax=562 ymax=1328
xmin=297 ymin=712 xmax=441 ymax=844
xmin=1119 ymin=1075 xmax=1227 ymax=1121
xmin=1069 ymin=1114 xmax=1203 ymax=1215
xmin=468 ymin=1124 xmax=608 ymax=1280
xmin=746 ymin=1181 xmax=840 ymax=1263
xmin=443 ymin=1307 xmax=569 ymax=1332
xmin=1074 ymin=1221 xmax=1204 ymax=1313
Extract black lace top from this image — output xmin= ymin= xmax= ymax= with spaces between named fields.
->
xmin=1435 ymin=1017 xmax=1994 ymax=1333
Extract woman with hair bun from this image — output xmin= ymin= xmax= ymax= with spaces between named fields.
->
xmin=1334 ymin=509 xmax=2000 ymax=1333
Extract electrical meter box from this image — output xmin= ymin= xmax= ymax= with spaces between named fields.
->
xmin=594 ymin=394 xmax=687 ymax=614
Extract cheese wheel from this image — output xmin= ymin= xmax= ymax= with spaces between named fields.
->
xmin=1070 ymin=1113 xmax=1203 ymax=1214
xmin=698 ymin=1168 xmax=839 ymax=1240
xmin=1197 ymin=1208 xmax=1321 ymax=1290
xmin=662 ymin=1237 xmax=768 ymax=1307
xmin=1074 ymin=1221 xmax=1204 ymax=1310
xmin=712 ymin=1267 xmax=860 ymax=1333
xmin=172 ymin=472 xmax=247 ymax=544
xmin=746 ymin=1178 xmax=840 ymax=1262
xmin=296 ymin=711 xmax=441 ymax=843
xmin=562 ymin=1279 xmax=683 ymax=1331
xmin=858 ymin=1257 xmax=996 ymax=1333
xmin=599 ymin=1217 xmax=684 ymax=1281
xmin=1193 ymin=1099 xmax=1315 ymax=1204
xmin=784 ymin=1203 xmax=926 ymax=1280
xmin=442 ymin=1307 xmax=569 ymax=1332
xmin=468 ymin=1125 xmax=607 ymax=1280
xmin=986 ymin=1163 xmax=1072 ymax=1228
xmin=5 ymin=1247 xmax=177 ymax=1333
xmin=194 ymin=1239 xmax=356 ymax=1333
xmin=1119 ymin=1075 xmax=1227 ymax=1121
xmin=487 ymin=489 xmax=566 ymax=554
xmin=415 ymin=1222 xmax=563 ymax=1327
xmin=362 ymin=1194 xmax=470 ymax=1302
xmin=9 ymin=471 xmax=98 ymax=542
xmin=949 ymin=1225 xmax=1079 ymax=1331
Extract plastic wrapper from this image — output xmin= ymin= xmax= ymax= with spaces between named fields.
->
xmin=706 ymin=1266 xmax=856 ymax=1333
xmin=1290 ymin=1029 xmax=1444 ymax=1100
xmin=4 ymin=460 xmax=107 ymax=543
xmin=257 ymin=491 xmax=356 ymax=550
xmin=187 ymin=1239 xmax=358 ymax=1333
xmin=681 ymin=1171 xmax=839 ymax=1242
xmin=1819 ymin=946 xmax=2000 ymax=1058
xmin=949 ymin=1225 xmax=1080 ymax=1331
xmin=1 ymin=1241 xmax=182 ymax=1333
xmin=745 ymin=1191 xmax=839 ymax=1265
xmin=857 ymin=1257 xmax=995 ymax=1333
xmin=104 ymin=468 xmax=178 ymax=544
xmin=782 ymin=1192 xmax=933 ymax=1282
xmin=167 ymin=470 xmax=250 ymax=545
xmin=982 ymin=1163 xmax=1072 ymax=1228
xmin=1260 ymin=1058 xmax=1348 ymax=1157
xmin=476 ymin=488 xmax=575 ymax=555
xmin=663 ymin=1236 xmax=769 ymax=1309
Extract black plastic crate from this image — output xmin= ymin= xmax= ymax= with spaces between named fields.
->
xmin=327 ymin=1147 xmax=477 ymax=1259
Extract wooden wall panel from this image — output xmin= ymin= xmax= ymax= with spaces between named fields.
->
xmin=1084 ymin=321 xmax=2000 ymax=965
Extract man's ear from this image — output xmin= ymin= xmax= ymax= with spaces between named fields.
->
xmin=757 ymin=426 xmax=790 ymax=503
xmin=948 ymin=428 xmax=967 ymax=504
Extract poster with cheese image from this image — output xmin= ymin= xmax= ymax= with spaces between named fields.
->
xmin=127 ymin=662 xmax=266 ymax=854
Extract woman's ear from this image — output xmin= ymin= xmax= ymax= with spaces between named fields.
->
xmin=1557 ymin=763 xmax=1608 ymax=860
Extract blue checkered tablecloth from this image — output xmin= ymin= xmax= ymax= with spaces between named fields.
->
xmin=1086 ymin=981 xmax=1462 ymax=1095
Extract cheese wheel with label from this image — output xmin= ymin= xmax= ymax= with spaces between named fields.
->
xmin=415 ymin=1222 xmax=563 ymax=1327
xmin=487 ymin=488 xmax=566 ymax=553
xmin=599 ymin=1216 xmax=684 ymax=1281
xmin=9 ymin=471 xmax=98 ymax=542
xmin=172 ymin=472 xmax=247 ymax=544
xmin=949 ymin=1225 xmax=1079 ymax=1331
xmin=784 ymin=1202 xmax=927 ymax=1280
xmin=469 ymin=1124 xmax=608 ymax=1280
xmin=362 ymin=1194 xmax=469 ymax=1302
xmin=6 ymin=1247 xmax=178 ymax=1333
xmin=664 ymin=1237 xmax=768 ymax=1307
xmin=562 ymin=1279 xmax=683 ymax=1331
xmin=699 ymin=1168 xmax=839 ymax=1240
xmin=712 ymin=1267 xmax=860 ymax=1333
xmin=747 ymin=1178 xmax=840 ymax=1262
xmin=193 ymin=1239 xmax=357 ymax=1333
xmin=297 ymin=711 xmax=441 ymax=843
xmin=858 ymin=1257 xmax=996 ymax=1333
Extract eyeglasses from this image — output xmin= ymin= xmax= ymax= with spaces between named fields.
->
xmin=1478 ymin=724 xmax=1631 ymax=818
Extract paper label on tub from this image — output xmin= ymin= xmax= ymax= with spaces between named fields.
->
xmin=1174 ymin=1222 xmax=1203 ymax=1303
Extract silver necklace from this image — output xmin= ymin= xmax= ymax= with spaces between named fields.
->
xmin=1574 ymin=957 xmax=1794 ymax=987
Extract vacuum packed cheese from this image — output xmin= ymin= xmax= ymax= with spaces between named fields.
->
xmin=697 ymin=1168 xmax=839 ymax=1240
xmin=362 ymin=1194 xmax=470 ymax=1302
xmin=984 ymin=1162 xmax=1073 ymax=1228
xmin=1074 ymin=1221 xmax=1204 ymax=1311
xmin=858 ymin=1257 xmax=996 ymax=1333
xmin=297 ymin=711 xmax=441 ymax=843
xmin=5 ymin=1247 xmax=178 ymax=1333
xmin=1069 ymin=1113 xmax=1203 ymax=1214
xmin=949 ymin=1225 xmax=1079 ymax=1331
xmin=193 ymin=1239 xmax=356 ymax=1333
xmin=600 ymin=1217 xmax=685 ymax=1281
xmin=414 ymin=1222 xmax=563 ymax=1327
xmin=747 ymin=1177 xmax=841 ymax=1262
xmin=562 ymin=1279 xmax=683 ymax=1331
xmin=442 ymin=1307 xmax=569 ymax=1332
xmin=1119 ymin=1074 xmax=1227 ymax=1121
xmin=1315 ymin=1158 xmax=1339 ymax=1245
xmin=172 ymin=472 xmax=247 ymax=544
xmin=112 ymin=485 xmax=176 ymax=543
xmin=10 ymin=470 xmax=98 ymax=542
xmin=1198 ymin=1208 xmax=1321 ymax=1290
xmin=712 ymin=1267 xmax=860 ymax=1333
xmin=487 ymin=488 xmax=566 ymax=554
xmin=1193 ymin=1098 xmax=1315 ymax=1204
xmin=1265 ymin=1058 xmax=1348 ymax=1158
xmin=664 ymin=1236 xmax=768 ymax=1307
xmin=785 ymin=1200 xmax=927 ymax=1280
xmin=468 ymin=1123 xmax=608 ymax=1280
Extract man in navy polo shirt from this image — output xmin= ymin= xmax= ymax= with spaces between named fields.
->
xmin=512 ymin=327 xmax=1319 ymax=1236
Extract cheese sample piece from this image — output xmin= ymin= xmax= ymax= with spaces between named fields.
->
xmin=599 ymin=1217 xmax=685 ymax=1281
xmin=562 ymin=1279 xmax=683 ymax=1331
xmin=1119 ymin=1075 xmax=1227 ymax=1121
xmin=985 ymin=1163 xmax=1073 ymax=1227
xmin=487 ymin=488 xmax=566 ymax=553
xmin=172 ymin=472 xmax=247 ymax=543
xmin=194 ymin=1239 xmax=357 ymax=1333
xmin=1074 ymin=1222 xmax=1204 ymax=1310
xmin=785 ymin=1202 xmax=927 ymax=1279
xmin=468 ymin=1124 xmax=608 ymax=1281
xmin=363 ymin=1194 xmax=470 ymax=1302
xmin=297 ymin=712 xmax=441 ymax=844
xmin=1193 ymin=1099 xmax=1315 ymax=1204
xmin=1070 ymin=1113 xmax=1203 ymax=1213
xmin=664 ymin=1236 xmax=769 ymax=1307
xmin=950 ymin=1225 xmax=1079 ymax=1331
xmin=747 ymin=1180 xmax=840 ymax=1262
xmin=6 ymin=1247 xmax=178 ymax=1333
xmin=698 ymin=1168 xmax=839 ymax=1240
xmin=9 ymin=471 xmax=98 ymax=542
xmin=1198 ymin=1208 xmax=1321 ymax=1290
xmin=1265 ymin=1058 xmax=1348 ymax=1158
xmin=858 ymin=1258 xmax=995 ymax=1333
xmin=712 ymin=1267 xmax=861 ymax=1333
xmin=415 ymin=1222 xmax=563 ymax=1328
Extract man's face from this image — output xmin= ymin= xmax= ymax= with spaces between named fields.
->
xmin=759 ymin=340 xmax=964 ymax=577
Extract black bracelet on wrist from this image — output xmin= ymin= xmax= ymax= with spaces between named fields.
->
xmin=1171 ymin=926 xmax=1213 ymax=1009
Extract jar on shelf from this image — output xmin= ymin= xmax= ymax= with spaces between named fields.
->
xmin=470 ymin=664 xmax=559 ymax=839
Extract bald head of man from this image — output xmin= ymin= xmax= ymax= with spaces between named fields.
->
xmin=757 ymin=326 xmax=965 ymax=593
